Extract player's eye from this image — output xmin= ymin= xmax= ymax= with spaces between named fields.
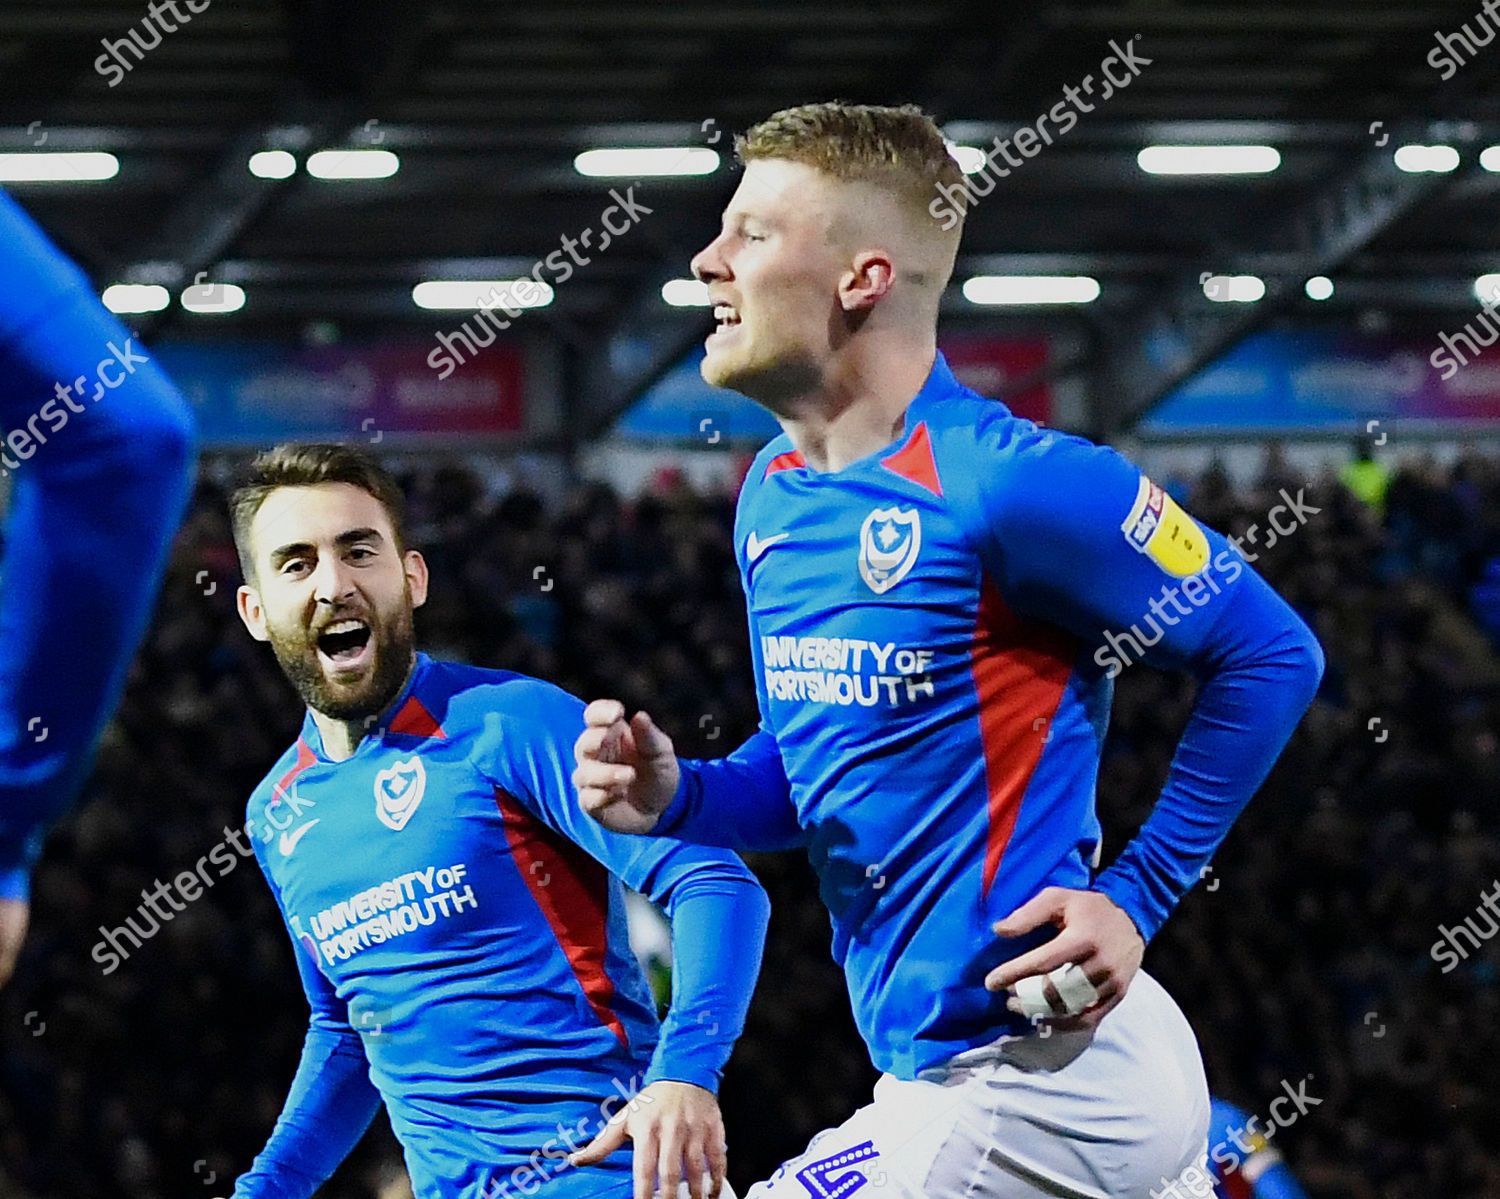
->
xmin=347 ymin=544 xmax=376 ymax=561
xmin=280 ymin=558 xmax=311 ymax=576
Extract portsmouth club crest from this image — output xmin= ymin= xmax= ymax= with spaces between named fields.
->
xmin=858 ymin=505 xmax=922 ymax=594
xmin=374 ymin=756 xmax=426 ymax=831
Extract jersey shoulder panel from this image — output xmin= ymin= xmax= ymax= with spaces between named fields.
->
xmin=425 ymin=660 xmax=583 ymax=732
xmin=919 ymin=387 xmax=1056 ymax=536
xmin=739 ymin=433 xmax=800 ymax=505
xmin=420 ymin=661 xmax=585 ymax=798
xmin=933 ymin=386 xmax=1094 ymax=478
xmin=246 ymin=737 xmax=314 ymax=825
xmin=936 ymin=394 xmax=1126 ymax=539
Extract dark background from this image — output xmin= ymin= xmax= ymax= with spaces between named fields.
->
xmin=4 ymin=0 xmax=1500 ymax=1195
xmin=3 ymin=447 xmax=1499 ymax=1197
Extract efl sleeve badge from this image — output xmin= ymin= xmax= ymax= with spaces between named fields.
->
xmin=1120 ymin=476 xmax=1210 ymax=578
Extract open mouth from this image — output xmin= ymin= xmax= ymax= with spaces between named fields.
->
xmin=708 ymin=302 xmax=742 ymax=346
xmin=316 ymin=618 xmax=372 ymax=669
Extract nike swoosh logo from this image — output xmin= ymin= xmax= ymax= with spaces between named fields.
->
xmin=279 ymin=820 xmax=321 ymax=857
xmin=746 ymin=531 xmax=789 ymax=563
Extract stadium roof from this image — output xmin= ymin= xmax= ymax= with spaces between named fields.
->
xmin=4 ymin=0 xmax=1499 ymax=428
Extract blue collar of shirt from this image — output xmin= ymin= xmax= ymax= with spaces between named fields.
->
xmin=913 ymin=349 xmax=963 ymax=409
xmin=884 ymin=348 xmax=963 ymax=437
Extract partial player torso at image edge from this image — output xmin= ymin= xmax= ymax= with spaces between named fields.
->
xmin=247 ymin=658 xmax=661 ymax=1197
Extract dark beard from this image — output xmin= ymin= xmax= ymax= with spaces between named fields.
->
xmin=268 ymin=603 xmax=416 ymax=721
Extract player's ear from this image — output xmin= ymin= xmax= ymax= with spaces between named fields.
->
xmin=404 ymin=549 xmax=429 ymax=610
xmin=839 ymin=250 xmax=894 ymax=312
xmin=236 ymin=584 xmax=270 ymax=642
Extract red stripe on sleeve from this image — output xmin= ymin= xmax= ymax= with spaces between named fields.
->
xmin=970 ymin=578 xmax=1077 ymax=897
xmin=495 ymin=788 xmax=629 ymax=1047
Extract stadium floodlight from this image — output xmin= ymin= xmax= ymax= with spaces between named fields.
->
xmin=1475 ymin=274 xmax=1500 ymax=302
xmin=411 ymin=280 xmax=556 ymax=311
xmin=1136 ymin=145 xmax=1281 ymax=175
xmin=962 ymin=275 xmax=1100 ymax=305
xmin=248 ymin=150 xmax=297 ymax=179
xmin=1304 ymin=276 xmax=1334 ymax=301
xmin=661 ymin=279 xmax=711 ymax=307
xmin=101 ymin=284 xmax=170 ymax=314
xmin=944 ymin=142 xmax=988 ymax=175
xmin=1479 ymin=146 xmax=1500 ymax=172
xmin=306 ymin=149 xmax=400 ymax=180
xmin=0 ymin=152 xmax=119 ymax=182
xmin=1393 ymin=144 xmax=1459 ymax=173
xmin=1201 ymin=274 xmax=1265 ymax=303
xmin=180 ymin=282 xmax=247 ymax=314
xmin=572 ymin=148 xmax=718 ymax=177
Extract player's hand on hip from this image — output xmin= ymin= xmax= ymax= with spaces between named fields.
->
xmin=569 ymin=1079 xmax=728 ymax=1199
xmin=0 ymin=897 xmax=30 ymax=988
xmin=573 ymin=699 xmax=680 ymax=835
xmin=984 ymin=886 xmax=1145 ymax=1032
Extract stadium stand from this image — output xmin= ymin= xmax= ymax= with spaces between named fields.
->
xmin=1 ymin=446 xmax=1496 ymax=1198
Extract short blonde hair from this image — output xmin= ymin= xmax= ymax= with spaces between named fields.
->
xmin=736 ymin=101 xmax=965 ymax=226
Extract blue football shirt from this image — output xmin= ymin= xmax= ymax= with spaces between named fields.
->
xmin=235 ymin=655 xmax=768 ymax=1199
xmin=662 ymin=351 xmax=1323 ymax=1080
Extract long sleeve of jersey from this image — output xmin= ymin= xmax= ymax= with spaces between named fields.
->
xmin=661 ymin=727 xmax=805 ymax=855
xmin=657 ymin=589 xmax=805 ymax=855
xmin=639 ymin=854 xmax=769 ymax=1091
xmin=1209 ymin=1097 xmax=1311 ymax=1198
xmin=0 ymin=190 xmax=196 ymax=898
xmin=972 ymin=422 xmax=1325 ymax=942
xmin=233 ymin=851 xmax=382 ymax=1199
xmin=476 ymin=683 xmax=771 ymax=1093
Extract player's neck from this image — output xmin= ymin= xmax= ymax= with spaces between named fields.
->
xmin=308 ymin=656 xmax=417 ymax=762
xmin=778 ymin=340 xmax=935 ymax=472
xmin=311 ymin=711 xmax=369 ymax=763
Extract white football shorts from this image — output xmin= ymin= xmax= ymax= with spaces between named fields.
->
xmin=744 ymin=971 xmax=1209 ymax=1199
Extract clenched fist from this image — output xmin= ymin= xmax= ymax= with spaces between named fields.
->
xmin=572 ymin=700 xmax=679 ymax=835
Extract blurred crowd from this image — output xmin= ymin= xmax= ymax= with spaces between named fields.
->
xmin=1 ymin=443 xmax=1498 ymax=1199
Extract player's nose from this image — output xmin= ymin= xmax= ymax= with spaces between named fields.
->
xmin=690 ymin=234 xmax=728 ymax=283
xmin=309 ymin=555 xmax=357 ymax=605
